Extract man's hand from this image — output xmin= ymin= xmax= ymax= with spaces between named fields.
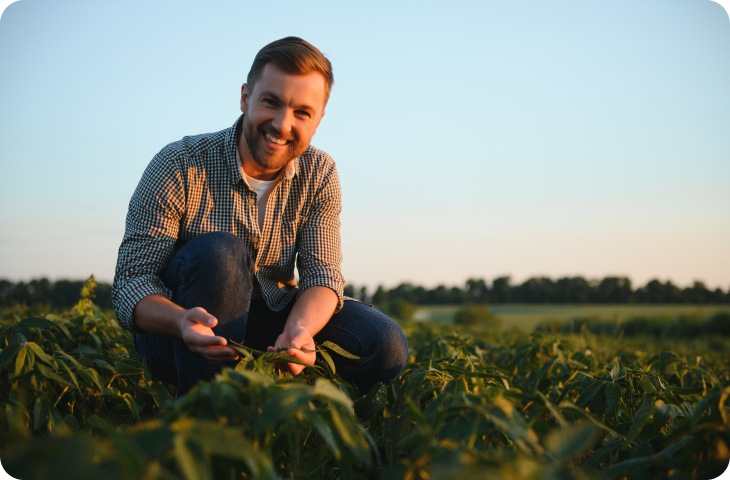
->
xmin=178 ymin=307 xmax=239 ymax=363
xmin=268 ymin=325 xmax=316 ymax=375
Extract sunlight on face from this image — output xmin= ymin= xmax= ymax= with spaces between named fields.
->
xmin=239 ymin=63 xmax=327 ymax=176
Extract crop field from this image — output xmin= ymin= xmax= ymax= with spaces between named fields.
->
xmin=414 ymin=304 xmax=730 ymax=332
xmin=1 ymin=279 xmax=729 ymax=479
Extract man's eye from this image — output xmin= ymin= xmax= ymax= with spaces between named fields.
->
xmin=296 ymin=110 xmax=311 ymax=118
xmin=263 ymin=99 xmax=276 ymax=105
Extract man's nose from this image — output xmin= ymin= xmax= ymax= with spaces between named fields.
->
xmin=272 ymin=109 xmax=293 ymax=137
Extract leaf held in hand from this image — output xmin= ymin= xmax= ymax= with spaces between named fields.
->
xmin=320 ymin=341 xmax=360 ymax=359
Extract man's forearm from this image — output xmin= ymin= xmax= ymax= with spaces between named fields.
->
xmin=283 ymin=286 xmax=338 ymax=338
xmin=133 ymin=294 xmax=187 ymax=338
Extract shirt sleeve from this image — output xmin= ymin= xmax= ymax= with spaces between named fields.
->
xmin=296 ymin=159 xmax=345 ymax=313
xmin=112 ymin=147 xmax=186 ymax=334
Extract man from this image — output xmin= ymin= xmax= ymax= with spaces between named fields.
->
xmin=112 ymin=37 xmax=408 ymax=397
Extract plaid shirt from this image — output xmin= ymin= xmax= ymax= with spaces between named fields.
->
xmin=112 ymin=115 xmax=344 ymax=334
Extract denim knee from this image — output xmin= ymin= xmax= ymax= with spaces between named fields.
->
xmin=182 ymin=231 xmax=252 ymax=280
xmin=162 ymin=231 xmax=254 ymax=326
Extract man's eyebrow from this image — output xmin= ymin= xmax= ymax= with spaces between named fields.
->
xmin=259 ymin=90 xmax=315 ymax=111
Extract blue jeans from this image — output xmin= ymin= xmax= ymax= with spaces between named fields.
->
xmin=134 ymin=232 xmax=409 ymax=397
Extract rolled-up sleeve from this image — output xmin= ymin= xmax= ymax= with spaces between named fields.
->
xmin=296 ymin=160 xmax=345 ymax=313
xmin=112 ymin=148 xmax=185 ymax=334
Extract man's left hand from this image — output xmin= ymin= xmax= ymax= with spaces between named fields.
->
xmin=268 ymin=325 xmax=317 ymax=375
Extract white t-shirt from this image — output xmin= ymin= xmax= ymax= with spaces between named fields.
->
xmin=244 ymin=172 xmax=276 ymax=231
xmin=236 ymin=149 xmax=280 ymax=231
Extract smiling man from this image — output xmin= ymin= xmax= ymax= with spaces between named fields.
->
xmin=112 ymin=37 xmax=408 ymax=396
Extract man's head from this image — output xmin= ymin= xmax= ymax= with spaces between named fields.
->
xmin=238 ymin=37 xmax=333 ymax=177
xmin=247 ymin=36 xmax=334 ymax=105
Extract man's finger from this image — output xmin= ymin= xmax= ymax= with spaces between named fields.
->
xmin=188 ymin=333 xmax=227 ymax=347
xmin=191 ymin=345 xmax=239 ymax=359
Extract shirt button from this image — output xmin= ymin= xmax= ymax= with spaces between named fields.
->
xmin=248 ymin=198 xmax=255 ymax=206
xmin=253 ymin=238 xmax=259 ymax=248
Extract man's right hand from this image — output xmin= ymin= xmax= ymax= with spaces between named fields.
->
xmin=177 ymin=307 xmax=240 ymax=363
xmin=133 ymin=295 xmax=239 ymax=363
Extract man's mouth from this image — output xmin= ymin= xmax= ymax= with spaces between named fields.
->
xmin=264 ymin=132 xmax=289 ymax=146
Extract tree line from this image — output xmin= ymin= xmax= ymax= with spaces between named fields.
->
xmin=0 ymin=278 xmax=113 ymax=308
xmin=345 ymin=276 xmax=730 ymax=305
xmin=2 ymin=275 xmax=728 ymax=309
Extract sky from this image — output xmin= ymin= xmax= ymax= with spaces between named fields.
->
xmin=0 ymin=0 xmax=729 ymax=292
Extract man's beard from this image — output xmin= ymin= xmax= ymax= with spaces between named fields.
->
xmin=241 ymin=113 xmax=306 ymax=171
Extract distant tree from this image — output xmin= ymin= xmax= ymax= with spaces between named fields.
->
xmin=465 ymin=278 xmax=489 ymax=303
xmin=635 ymin=279 xmax=682 ymax=303
xmin=513 ymin=277 xmax=554 ymax=303
xmin=553 ymin=277 xmax=592 ymax=303
xmin=343 ymin=284 xmax=355 ymax=298
xmin=359 ymin=286 xmax=369 ymax=303
xmin=372 ymin=285 xmax=387 ymax=306
xmin=491 ymin=277 xmax=513 ymax=303
xmin=594 ymin=277 xmax=633 ymax=303
xmin=681 ymin=281 xmax=713 ymax=304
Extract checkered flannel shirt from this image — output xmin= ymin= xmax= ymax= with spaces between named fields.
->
xmin=112 ymin=115 xmax=345 ymax=334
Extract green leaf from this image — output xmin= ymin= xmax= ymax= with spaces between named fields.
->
xmin=174 ymin=434 xmax=213 ymax=480
xmin=71 ymin=345 xmax=98 ymax=354
xmin=78 ymin=367 xmax=104 ymax=391
xmin=692 ymin=391 xmax=720 ymax=425
xmin=25 ymin=342 xmax=55 ymax=366
xmin=33 ymin=398 xmax=48 ymax=431
xmin=639 ymin=374 xmax=657 ymax=394
xmin=253 ymin=384 xmax=314 ymax=434
xmin=115 ymin=358 xmax=144 ymax=375
xmin=0 ymin=343 xmax=22 ymax=370
xmin=659 ymin=351 xmax=679 ymax=371
xmin=320 ymin=341 xmax=360 ymax=359
xmin=307 ymin=412 xmax=341 ymax=460
xmin=624 ymin=394 xmax=656 ymax=444
xmin=14 ymin=345 xmax=34 ymax=377
xmin=610 ymin=360 xmax=626 ymax=381
xmin=319 ymin=349 xmax=336 ymax=376
xmin=575 ymin=379 xmax=605 ymax=408
xmin=314 ymin=378 xmax=353 ymax=409
xmin=329 ymin=406 xmax=369 ymax=456
xmin=171 ymin=419 xmax=277 ymax=479
xmin=605 ymin=382 xmax=622 ymax=413
xmin=669 ymin=386 xmax=704 ymax=395
xmin=228 ymin=342 xmax=253 ymax=360
xmin=545 ymin=422 xmax=601 ymax=461
xmin=63 ymin=414 xmax=80 ymax=429
xmin=654 ymin=401 xmax=684 ymax=430
xmin=20 ymin=317 xmax=59 ymax=330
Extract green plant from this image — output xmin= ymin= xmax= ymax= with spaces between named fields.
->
xmin=1 ymin=278 xmax=729 ymax=479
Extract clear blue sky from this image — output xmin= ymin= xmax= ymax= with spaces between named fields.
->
xmin=0 ymin=0 xmax=728 ymax=291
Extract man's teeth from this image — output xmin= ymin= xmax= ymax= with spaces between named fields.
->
xmin=265 ymin=133 xmax=287 ymax=145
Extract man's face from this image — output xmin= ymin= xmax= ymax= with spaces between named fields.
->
xmin=239 ymin=63 xmax=327 ymax=172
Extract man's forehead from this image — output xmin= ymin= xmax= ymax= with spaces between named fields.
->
xmin=252 ymin=63 xmax=328 ymax=107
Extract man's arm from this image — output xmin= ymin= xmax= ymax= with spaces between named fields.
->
xmin=267 ymin=286 xmax=338 ymax=374
xmin=113 ymin=146 xmax=238 ymax=362
xmin=134 ymin=294 xmax=240 ymax=363
xmin=267 ymin=156 xmax=344 ymax=374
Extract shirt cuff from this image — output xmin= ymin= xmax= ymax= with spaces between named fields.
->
xmin=112 ymin=277 xmax=173 ymax=335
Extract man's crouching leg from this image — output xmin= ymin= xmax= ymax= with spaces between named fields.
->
xmin=314 ymin=300 xmax=409 ymax=393
xmin=134 ymin=232 xmax=253 ymax=397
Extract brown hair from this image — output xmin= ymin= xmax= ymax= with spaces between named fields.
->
xmin=247 ymin=36 xmax=334 ymax=104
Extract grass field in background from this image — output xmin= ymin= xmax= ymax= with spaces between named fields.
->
xmin=413 ymin=304 xmax=730 ymax=332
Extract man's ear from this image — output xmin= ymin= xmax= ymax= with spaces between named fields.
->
xmin=240 ymin=84 xmax=250 ymax=113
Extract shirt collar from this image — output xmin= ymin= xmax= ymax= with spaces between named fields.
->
xmin=227 ymin=114 xmax=299 ymax=185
